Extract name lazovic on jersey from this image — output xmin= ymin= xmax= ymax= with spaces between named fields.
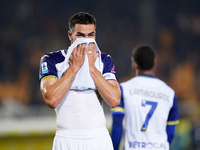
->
xmin=130 ymin=88 xmax=169 ymax=102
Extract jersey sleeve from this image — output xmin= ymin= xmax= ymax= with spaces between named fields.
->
xmin=167 ymin=94 xmax=179 ymax=125
xmin=166 ymin=124 xmax=176 ymax=144
xmin=101 ymin=53 xmax=117 ymax=81
xmin=166 ymin=94 xmax=179 ymax=144
xmin=39 ymin=54 xmax=58 ymax=81
xmin=111 ymin=85 xmax=124 ymax=150
xmin=111 ymin=85 xmax=125 ymax=115
xmin=111 ymin=113 xmax=124 ymax=150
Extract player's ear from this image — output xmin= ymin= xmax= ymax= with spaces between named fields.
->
xmin=68 ymin=31 xmax=73 ymax=42
xmin=133 ymin=62 xmax=139 ymax=70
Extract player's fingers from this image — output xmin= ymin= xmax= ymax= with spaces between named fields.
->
xmin=88 ymin=42 xmax=95 ymax=53
xmin=87 ymin=49 xmax=92 ymax=55
xmin=77 ymin=43 xmax=85 ymax=56
xmin=71 ymin=46 xmax=77 ymax=56
xmin=95 ymin=51 xmax=99 ymax=59
xmin=83 ymin=46 xmax=87 ymax=57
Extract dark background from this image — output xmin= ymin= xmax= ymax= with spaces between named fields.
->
xmin=0 ymin=0 xmax=200 ymax=149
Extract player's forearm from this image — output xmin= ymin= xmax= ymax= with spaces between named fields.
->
xmin=41 ymin=66 xmax=78 ymax=108
xmin=90 ymin=67 xmax=121 ymax=108
xmin=99 ymin=80 xmax=121 ymax=108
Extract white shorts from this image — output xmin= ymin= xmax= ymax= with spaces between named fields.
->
xmin=52 ymin=127 xmax=114 ymax=150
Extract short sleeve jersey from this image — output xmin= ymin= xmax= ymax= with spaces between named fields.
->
xmin=111 ymin=75 xmax=179 ymax=150
xmin=39 ymin=50 xmax=118 ymax=130
xmin=39 ymin=49 xmax=117 ymax=83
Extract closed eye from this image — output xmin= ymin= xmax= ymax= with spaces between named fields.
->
xmin=77 ymin=33 xmax=85 ymax=37
xmin=89 ymin=33 xmax=95 ymax=37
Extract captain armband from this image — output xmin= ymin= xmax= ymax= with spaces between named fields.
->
xmin=40 ymin=75 xmax=58 ymax=81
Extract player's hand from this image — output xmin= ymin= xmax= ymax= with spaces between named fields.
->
xmin=69 ymin=43 xmax=86 ymax=71
xmin=86 ymin=42 xmax=99 ymax=68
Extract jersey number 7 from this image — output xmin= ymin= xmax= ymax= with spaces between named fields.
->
xmin=141 ymin=100 xmax=158 ymax=131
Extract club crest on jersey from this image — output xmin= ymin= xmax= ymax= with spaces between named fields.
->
xmin=42 ymin=62 xmax=48 ymax=74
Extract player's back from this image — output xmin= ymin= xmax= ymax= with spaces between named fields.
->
xmin=121 ymin=75 xmax=175 ymax=150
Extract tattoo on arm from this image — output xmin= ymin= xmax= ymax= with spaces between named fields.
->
xmin=70 ymin=76 xmax=75 ymax=83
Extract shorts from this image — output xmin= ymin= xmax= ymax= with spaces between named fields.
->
xmin=52 ymin=127 xmax=114 ymax=150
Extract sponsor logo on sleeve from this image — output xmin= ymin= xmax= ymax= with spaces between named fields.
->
xmin=42 ymin=62 xmax=48 ymax=74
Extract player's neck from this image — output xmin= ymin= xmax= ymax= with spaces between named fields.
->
xmin=136 ymin=69 xmax=154 ymax=76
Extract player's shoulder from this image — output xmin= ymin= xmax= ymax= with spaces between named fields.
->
xmin=101 ymin=53 xmax=113 ymax=61
xmin=121 ymin=76 xmax=174 ymax=92
xmin=40 ymin=49 xmax=65 ymax=63
xmin=151 ymin=77 xmax=175 ymax=95
xmin=120 ymin=77 xmax=139 ymax=86
xmin=160 ymin=79 xmax=175 ymax=92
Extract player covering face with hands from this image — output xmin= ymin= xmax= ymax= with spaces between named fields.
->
xmin=68 ymin=42 xmax=98 ymax=73
xmin=68 ymin=17 xmax=97 ymax=72
xmin=39 ymin=12 xmax=121 ymax=150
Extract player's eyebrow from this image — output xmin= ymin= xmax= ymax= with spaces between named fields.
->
xmin=76 ymin=32 xmax=85 ymax=35
xmin=77 ymin=31 xmax=95 ymax=35
xmin=88 ymin=31 xmax=95 ymax=34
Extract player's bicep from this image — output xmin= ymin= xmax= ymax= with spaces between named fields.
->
xmin=101 ymin=53 xmax=117 ymax=80
xmin=39 ymin=54 xmax=58 ymax=81
xmin=40 ymin=77 xmax=58 ymax=96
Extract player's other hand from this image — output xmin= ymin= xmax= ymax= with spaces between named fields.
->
xmin=86 ymin=42 xmax=99 ymax=68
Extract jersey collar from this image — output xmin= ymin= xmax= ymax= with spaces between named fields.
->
xmin=139 ymin=74 xmax=156 ymax=78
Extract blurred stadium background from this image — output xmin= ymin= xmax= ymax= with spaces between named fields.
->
xmin=0 ymin=0 xmax=200 ymax=149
